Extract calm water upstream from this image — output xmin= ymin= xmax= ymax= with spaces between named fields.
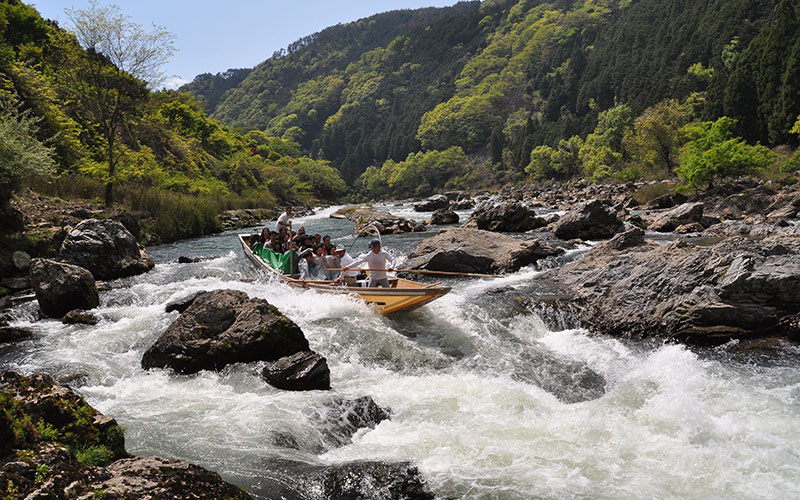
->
xmin=2 ymin=204 xmax=800 ymax=499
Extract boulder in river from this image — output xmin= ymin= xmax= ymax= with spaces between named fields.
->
xmin=536 ymin=232 xmax=800 ymax=345
xmin=331 ymin=205 xmax=424 ymax=234
xmin=259 ymin=459 xmax=434 ymax=500
xmin=62 ymin=309 xmax=99 ymax=325
xmin=317 ymin=396 xmax=391 ymax=447
xmin=552 ymin=199 xmax=623 ymax=240
xmin=470 ymin=201 xmax=546 ymax=232
xmin=261 ymin=350 xmax=331 ymax=391
xmin=414 ymin=194 xmax=450 ymax=211
xmin=142 ymin=289 xmax=310 ymax=374
xmin=60 ymin=218 xmax=154 ymax=280
xmin=29 ymin=258 xmax=99 ymax=318
xmin=405 ymin=227 xmax=565 ymax=274
xmin=430 ymin=207 xmax=460 ymax=225
xmin=12 ymin=250 xmax=31 ymax=272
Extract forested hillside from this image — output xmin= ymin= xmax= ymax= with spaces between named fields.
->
xmin=0 ymin=0 xmax=346 ymax=241
xmin=186 ymin=0 xmax=800 ymax=197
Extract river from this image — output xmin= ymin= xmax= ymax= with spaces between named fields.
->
xmin=2 ymin=204 xmax=800 ymax=499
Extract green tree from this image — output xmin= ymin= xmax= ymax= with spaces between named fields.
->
xmin=623 ymin=99 xmax=693 ymax=176
xmin=525 ymin=135 xmax=583 ymax=180
xmin=0 ymin=98 xmax=56 ymax=231
xmin=676 ymin=116 xmax=775 ymax=190
xmin=58 ymin=1 xmax=175 ymax=206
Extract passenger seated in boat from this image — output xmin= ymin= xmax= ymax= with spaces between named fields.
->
xmin=298 ymin=248 xmax=326 ymax=281
xmin=323 ymin=235 xmax=335 ymax=254
xmin=330 ymin=244 xmax=359 ymax=285
xmin=313 ymin=244 xmax=332 ymax=279
xmin=343 ymin=238 xmax=395 ymax=288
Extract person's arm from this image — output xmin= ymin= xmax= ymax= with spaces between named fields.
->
xmin=344 ymin=253 xmax=368 ymax=270
xmin=384 ymin=250 xmax=395 ymax=270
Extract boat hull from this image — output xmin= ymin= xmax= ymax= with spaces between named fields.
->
xmin=238 ymin=234 xmax=450 ymax=315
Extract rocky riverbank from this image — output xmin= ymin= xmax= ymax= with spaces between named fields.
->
xmin=331 ymin=205 xmax=426 ymax=234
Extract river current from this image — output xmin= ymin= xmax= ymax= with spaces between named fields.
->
xmin=2 ymin=204 xmax=800 ymax=499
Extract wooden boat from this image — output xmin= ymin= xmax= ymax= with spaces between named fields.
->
xmin=238 ymin=234 xmax=451 ymax=315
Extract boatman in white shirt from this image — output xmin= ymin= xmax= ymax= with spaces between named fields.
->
xmin=343 ymin=238 xmax=395 ymax=288
xmin=276 ymin=207 xmax=292 ymax=234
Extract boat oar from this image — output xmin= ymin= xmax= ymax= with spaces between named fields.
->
xmin=325 ymin=268 xmax=504 ymax=278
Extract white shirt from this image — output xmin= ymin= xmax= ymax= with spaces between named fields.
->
xmin=340 ymin=253 xmax=359 ymax=277
xmin=277 ymin=212 xmax=290 ymax=230
xmin=348 ymin=249 xmax=395 ymax=280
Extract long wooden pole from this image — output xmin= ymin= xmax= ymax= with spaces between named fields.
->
xmin=326 ymin=268 xmax=503 ymax=278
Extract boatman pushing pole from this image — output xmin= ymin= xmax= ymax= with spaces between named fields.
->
xmin=343 ymin=238 xmax=395 ymax=288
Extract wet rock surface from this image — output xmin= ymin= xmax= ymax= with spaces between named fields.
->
xmin=30 ymin=258 xmax=99 ymax=318
xmin=0 ymin=325 xmax=33 ymax=344
xmin=430 ymin=207 xmax=459 ymax=225
xmin=261 ymin=350 xmax=331 ymax=391
xmin=317 ymin=396 xmax=391 ymax=447
xmin=258 ymin=459 xmax=435 ymax=500
xmin=142 ymin=289 xmax=310 ymax=374
xmin=533 ymin=229 xmax=800 ymax=345
xmin=60 ymin=219 xmax=154 ymax=280
xmin=414 ymin=194 xmax=450 ymax=211
xmin=644 ymin=202 xmax=713 ymax=232
xmin=331 ymin=205 xmax=425 ymax=234
xmin=406 ymin=227 xmax=566 ymax=274
xmin=61 ymin=309 xmax=99 ymax=325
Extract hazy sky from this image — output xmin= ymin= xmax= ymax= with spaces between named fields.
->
xmin=31 ymin=0 xmax=461 ymax=89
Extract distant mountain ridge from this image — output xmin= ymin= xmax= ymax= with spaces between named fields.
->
xmin=183 ymin=0 xmax=797 ymax=185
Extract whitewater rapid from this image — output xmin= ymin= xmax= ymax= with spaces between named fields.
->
xmin=2 ymin=207 xmax=800 ymax=499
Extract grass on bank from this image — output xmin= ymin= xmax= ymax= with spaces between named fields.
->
xmin=29 ymin=175 xmax=280 ymax=243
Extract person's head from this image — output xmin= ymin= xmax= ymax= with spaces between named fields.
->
xmin=299 ymin=249 xmax=313 ymax=261
xmin=297 ymin=226 xmax=306 ymax=235
xmin=285 ymin=207 xmax=292 ymax=215
xmin=334 ymin=244 xmax=346 ymax=257
xmin=313 ymin=234 xmax=321 ymax=243
xmin=314 ymin=244 xmax=326 ymax=256
xmin=323 ymin=235 xmax=331 ymax=244
xmin=368 ymin=238 xmax=381 ymax=253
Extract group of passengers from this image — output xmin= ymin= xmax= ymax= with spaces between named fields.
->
xmin=247 ymin=207 xmax=395 ymax=287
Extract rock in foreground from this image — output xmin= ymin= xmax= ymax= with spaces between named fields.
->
xmin=0 ymin=371 xmax=251 ymax=500
xmin=142 ymin=289 xmax=310 ymax=374
xmin=406 ymin=227 xmax=565 ymax=274
xmin=60 ymin=218 xmax=154 ymax=280
xmin=30 ymin=258 xmax=99 ymax=318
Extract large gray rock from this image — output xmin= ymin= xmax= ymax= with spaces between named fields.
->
xmin=536 ymin=233 xmax=800 ymax=345
xmin=142 ymin=290 xmax=310 ymax=374
xmin=470 ymin=201 xmax=546 ymax=232
xmin=60 ymin=218 xmax=154 ymax=280
xmin=645 ymin=202 xmax=710 ymax=232
xmin=552 ymin=199 xmax=623 ymax=240
xmin=430 ymin=208 xmax=459 ymax=225
xmin=261 ymin=350 xmax=331 ymax=391
xmin=414 ymin=194 xmax=449 ymax=212
xmin=29 ymin=259 xmax=99 ymax=318
xmin=11 ymin=251 xmax=31 ymax=272
xmin=405 ymin=227 xmax=564 ymax=274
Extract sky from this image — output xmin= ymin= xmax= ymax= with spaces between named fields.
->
xmin=31 ymin=0 xmax=461 ymax=89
